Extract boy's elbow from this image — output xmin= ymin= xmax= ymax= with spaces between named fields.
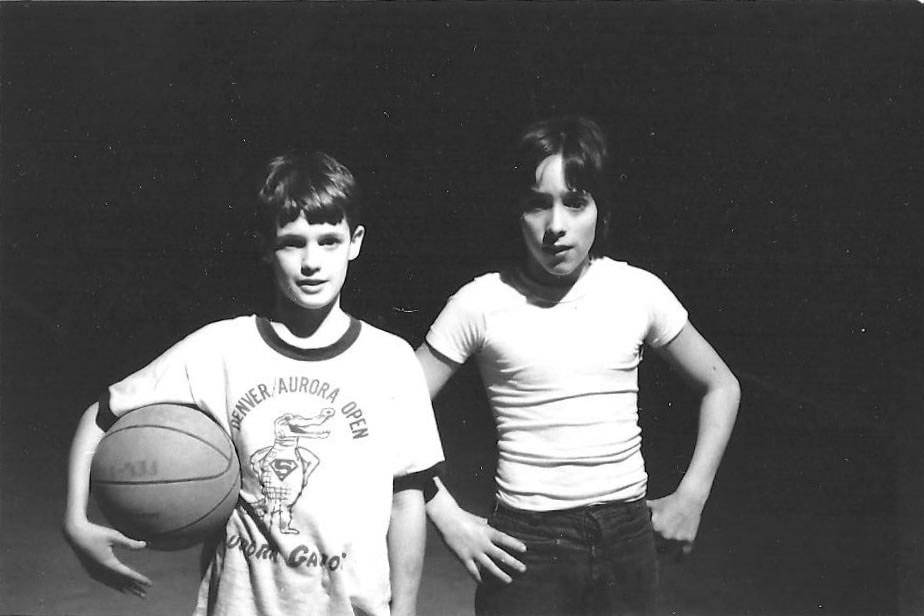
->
xmin=701 ymin=369 xmax=740 ymax=411
xmin=730 ymin=372 xmax=741 ymax=398
xmin=720 ymin=372 xmax=742 ymax=411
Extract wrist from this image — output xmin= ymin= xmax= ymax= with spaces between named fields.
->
xmin=425 ymin=490 xmax=461 ymax=528
xmin=63 ymin=507 xmax=90 ymax=532
xmin=62 ymin=518 xmax=87 ymax=546
xmin=675 ymin=480 xmax=710 ymax=506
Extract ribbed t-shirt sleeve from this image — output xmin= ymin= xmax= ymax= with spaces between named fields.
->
xmin=641 ymin=271 xmax=689 ymax=348
xmin=424 ymin=281 xmax=486 ymax=365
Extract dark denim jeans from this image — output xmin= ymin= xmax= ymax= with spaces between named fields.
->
xmin=475 ymin=499 xmax=658 ymax=616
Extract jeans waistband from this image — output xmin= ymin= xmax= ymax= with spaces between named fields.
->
xmin=493 ymin=498 xmax=646 ymax=521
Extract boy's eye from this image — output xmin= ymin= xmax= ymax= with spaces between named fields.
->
xmin=318 ymin=236 xmax=343 ymax=247
xmin=520 ymin=192 xmax=591 ymax=212
xmin=276 ymin=238 xmax=304 ymax=250
xmin=521 ymin=194 xmax=553 ymax=212
xmin=563 ymin=193 xmax=590 ymax=209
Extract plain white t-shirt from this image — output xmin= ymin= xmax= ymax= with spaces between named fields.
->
xmin=426 ymin=258 xmax=687 ymax=511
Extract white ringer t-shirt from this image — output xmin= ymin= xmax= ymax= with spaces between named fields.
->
xmin=104 ymin=315 xmax=444 ymax=616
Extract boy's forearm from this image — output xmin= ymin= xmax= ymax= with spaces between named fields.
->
xmin=388 ymin=488 xmax=426 ymax=616
xmin=64 ymin=403 xmax=106 ymax=528
xmin=677 ymin=380 xmax=741 ymax=503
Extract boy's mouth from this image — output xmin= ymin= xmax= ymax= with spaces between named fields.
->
xmin=543 ymin=244 xmax=571 ymax=255
xmin=298 ymin=279 xmax=325 ymax=288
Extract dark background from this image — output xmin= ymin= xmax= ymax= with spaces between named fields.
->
xmin=1 ymin=3 xmax=921 ymax=615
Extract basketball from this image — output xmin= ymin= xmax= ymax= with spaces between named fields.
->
xmin=90 ymin=403 xmax=241 ymax=550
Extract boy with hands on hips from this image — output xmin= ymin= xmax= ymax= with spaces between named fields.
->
xmin=418 ymin=116 xmax=740 ymax=615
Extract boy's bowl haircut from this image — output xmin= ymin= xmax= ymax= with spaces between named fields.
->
xmin=255 ymin=152 xmax=363 ymax=251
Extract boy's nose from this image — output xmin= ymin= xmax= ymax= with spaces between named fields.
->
xmin=300 ymin=247 xmax=320 ymax=271
xmin=547 ymin=202 xmax=567 ymax=236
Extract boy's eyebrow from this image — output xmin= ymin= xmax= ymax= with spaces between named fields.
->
xmin=524 ymin=189 xmax=587 ymax=198
xmin=318 ymin=228 xmax=350 ymax=238
xmin=274 ymin=233 xmax=306 ymax=244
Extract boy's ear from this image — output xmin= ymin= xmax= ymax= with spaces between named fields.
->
xmin=348 ymin=225 xmax=365 ymax=261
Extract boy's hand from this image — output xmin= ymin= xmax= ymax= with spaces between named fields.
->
xmin=646 ymin=490 xmax=706 ymax=558
xmin=434 ymin=506 xmax=527 ymax=584
xmin=63 ymin=519 xmax=151 ymax=598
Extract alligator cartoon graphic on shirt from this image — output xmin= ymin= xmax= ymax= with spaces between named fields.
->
xmin=250 ymin=408 xmax=335 ymax=534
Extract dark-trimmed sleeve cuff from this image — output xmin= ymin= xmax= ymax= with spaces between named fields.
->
xmin=393 ymin=462 xmax=443 ymax=495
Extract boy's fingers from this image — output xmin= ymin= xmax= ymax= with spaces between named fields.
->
xmin=487 ymin=545 xmax=526 ymax=573
xmin=492 ymin=529 xmax=527 ymax=553
xmin=112 ymin=532 xmax=147 ymax=551
xmin=477 ymin=555 xmax=513 ymax=584
xmin=655 ymin=535 xmax=693 ymax=561
xmin=131 ymin=582 xmax=150 ymax=598
xmin=128 ymin=571 xmax=153 ymax=587
xmin=90 ymin=568 xmax=147 ymax=596
xmin=464 ymin=561 xmax=483 ymax=584
xmin=109 ymin=561 xmax=153 ymax=587
xmin=121 ymin=584 xmax=148 ymax=599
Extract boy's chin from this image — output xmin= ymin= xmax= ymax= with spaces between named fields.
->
xmin=533 ymin=262 xmax=585 ymax=284
xmin=277 ymin=291 xmax=339 ymax=313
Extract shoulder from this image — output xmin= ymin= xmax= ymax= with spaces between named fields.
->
xmin=588 ymin=259 xmax=685 ymax=316
xmin=178 ymin=315 xmax=259 ymax=350
xmin=448 ymin=270 xmax=531 ymax=310
xmin=431 ymin=271 xmax=520 ymax=327
xmin=451 ymin=271 xmax=506 ymax=299
xmin=355 ymin=320 xmax=415 ymax=355
xmin=353 ymin=320 xmax=426 ymax=380
xmin=593 ymin=258 xmax=672 ymax=290
xmin=190 ymin=314 xmax=258 ymax=338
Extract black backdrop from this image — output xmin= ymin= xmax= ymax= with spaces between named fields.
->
xmin=2 ymin=3 xmax=922 ymax=615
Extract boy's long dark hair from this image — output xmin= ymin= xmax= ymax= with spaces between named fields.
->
xmin=255 ymin=151 xmax=362 ymax=249
xmin=511 ymin=116 xmax=612 ymax=258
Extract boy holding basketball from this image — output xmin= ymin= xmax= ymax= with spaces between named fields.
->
xmin=417 ymin=116 xmax=741 ymax=615
xmin=63 ymin=152 xmax=444 ymax=616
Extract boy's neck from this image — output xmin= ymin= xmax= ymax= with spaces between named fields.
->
xmin=269 ymin=299 xmax=352 ymax=349
xmin=522 ymin=258 xmax=591 ymax=289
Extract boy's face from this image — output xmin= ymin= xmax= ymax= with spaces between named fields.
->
xmin=268 ymin=214 xmax=364 ymax=312
xmin=519 ymin=154 xmax=598 ymax=286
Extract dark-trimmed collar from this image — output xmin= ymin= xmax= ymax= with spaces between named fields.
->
xmin=256 ymin=316 xmax=361 ymax=361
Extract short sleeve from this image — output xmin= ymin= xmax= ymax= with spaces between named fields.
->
xmin=424 ymin=281 xmax=487 ymax=365
xmin=386 ymin=342 xmax=445 ymax=480
xmin=642 ymin=272 xmax=689 ymax=348
xmin=105 ymin=324 xmax=222 ymax=418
